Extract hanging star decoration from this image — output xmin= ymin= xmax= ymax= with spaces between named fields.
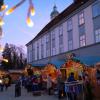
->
xmin=5 ymin=0 xmax=35 ymax=27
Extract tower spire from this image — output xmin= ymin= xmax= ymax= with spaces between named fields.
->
xmin=50 ymin=3 xmax=59 ymax=20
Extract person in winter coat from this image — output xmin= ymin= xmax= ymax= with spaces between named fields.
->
xmin=15 ymin=80 xmax=21 ymax=97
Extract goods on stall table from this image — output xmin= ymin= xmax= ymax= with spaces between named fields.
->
xmin=42 ymin=64 xmax=57 ymax=81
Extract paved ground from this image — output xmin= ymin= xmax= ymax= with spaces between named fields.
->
xmin=0 ymin=85 xmax=59 ymax=100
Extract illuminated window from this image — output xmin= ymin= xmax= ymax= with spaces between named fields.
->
xmin=78 ymin=12 xmax=85 ymax=25
xmin=80 ymin=35 xmax=86 ymax=47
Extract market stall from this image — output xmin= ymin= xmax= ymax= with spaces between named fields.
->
xmin=92 ymin=62 xmax=100 ymax=98
xmin=59 ymin=54 xmax=85 ymax=99
xmin=42 ymin=63 xmax=57 ymax=82
xmin=60 ymin=59 xmax=83 ymax=81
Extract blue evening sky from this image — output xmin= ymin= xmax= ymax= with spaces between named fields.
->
xmin=2 ymin=0 xmax=73 ymax=53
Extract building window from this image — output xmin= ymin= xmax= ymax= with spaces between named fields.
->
xmin=52 ymin=31 xmax=56 ymax=55
xmin=41 ymin=38 xmax=44 ymax=59
xmin=68 ymin=40 xmax=73 ymax=50
xmin=92 ymin=2 xmax=100 ymax=18
xmin=59 ymin=25 xmax=63 ymax=45
xmin=59 ymin=45 xmax=63 ymax=53
xmin=41 ymin=44 xmax=44 ymax=58
xmin=28 ymin=45 xmax=32 ymax=63
xmin=67 ymin=19 xmax=72 ymax=31
xmin=32 ymin=44 xmax=35 ymax=61
xmin=59 ymin=25 xmax=64 ymax=53
xmin=95 ymin=28 xmax=100 ymax=43
xmin=80 ymin=35 xmax=86 ymax=47
xmin=37 ymin=43 xmax=39 ymax=60
xmin=46 ymin=34 xmax=50 ymax=57
xmin=78 ymin=12 xmax=85 ymax=25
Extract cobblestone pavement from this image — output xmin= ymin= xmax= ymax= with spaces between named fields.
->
xmin=0 ymin=85 xmax=60 ymax=100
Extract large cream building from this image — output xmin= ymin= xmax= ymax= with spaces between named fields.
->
xmin=26 ymin=0 xmax=100 ymax=67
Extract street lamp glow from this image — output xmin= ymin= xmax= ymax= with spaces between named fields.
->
xmin=3 ymin=59 xmax=8 ymax=63
xmin=26 ymin=17 xmax=34 ymax=27
xmin=0 ymin=47 xmax=4 ymax=52
xmin=0 ymin=18 xmax=4 ymax=26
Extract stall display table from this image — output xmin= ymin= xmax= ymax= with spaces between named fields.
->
xmin=65 ymin=81 xmax=84 ymax=100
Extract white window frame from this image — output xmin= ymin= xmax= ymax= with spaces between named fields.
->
xmin=67 ymin=19 xmax=72 ymax=31
xmin=80 ymin=35 xmax=86 ymax=47
xmin=95 ymin=28 xmax=100 ymax=43
xmin=79 ymin=12 xmax=85 ymax=25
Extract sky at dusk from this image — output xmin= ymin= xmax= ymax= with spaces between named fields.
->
xmin=2 ymin=0 xmax=73 ymax=53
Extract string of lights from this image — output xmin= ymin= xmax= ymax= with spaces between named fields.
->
xmin=5 ymin=0 xmax=35 ymax=27
xmin=0 ymin=0 xmax=35 ymax=62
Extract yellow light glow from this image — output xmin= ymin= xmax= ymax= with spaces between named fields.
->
xmin=0 ymin=5 xmax=8 ymax=11
xmin=26 ymin=17 xmax=34 ymax=27
xmin=0 ymin=47 xmax=4 ymax=52
xmin=0 ymin=18 xmax=4 ymax=26
xmin=30 ymin=6 xmax=35 ymax=16
xmin=5 ymin=6 xmax=16 ymax=15
xmin=3 ymin=59 xmax=8 ymax=63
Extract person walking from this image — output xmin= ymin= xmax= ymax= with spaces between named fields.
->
xmin=15 ymin=80 xmax=21 ymax=97
xmin=47 ymin=74 xmax=52 ymax=95
xmin=57 ymin=74 xmax=65 ymax=99
xmin=0 ymin=77 xmax=4 ymax=92
xmin=4 ymin=77 xmax=9 ymax=90
xmin=67 ymin=72 xmax=77 ymax=100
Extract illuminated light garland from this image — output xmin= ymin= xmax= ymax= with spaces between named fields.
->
xmin=0 ymin=44 xmax=4 ymax=52
xmin=0 ymin=4 xmax=8 ymax=12
xmin=30 ymin=5 xmax=35 ymax=16
xmin=0 ymin=18 xmax=4 ymax=26
xmin=26 ymin=17 xmax=34 ymax=27
xmin=5 ymin=0 xmax=35 ymax=27
xmin=29 ymin=0 xmax=35 ymax=16
xmin=5 ymin=0 xmax=26 ymax=15
xmin=5 ymin=6 xmax=16 ymax=15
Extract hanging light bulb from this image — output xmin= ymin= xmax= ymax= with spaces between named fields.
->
xmin=30 ymin=6 xmax=35 ymax=16
xmin=0 ymin=4 xmax=8 ymax=12
xmin=0 ymin=18 xmax=4 ymax=26
xmin=5 ymin=0 xmax=26 ymax=15
xmin=26 ymin=17 xmax=34 ymax=27
xmin=29 ymin=0 xmax=35 ymax=16
xmin=5 ymin=6 xmax=16 ymax=15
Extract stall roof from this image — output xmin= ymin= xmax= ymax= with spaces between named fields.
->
xmin=75 ymin=56 xmax=100 ymax=66
xmin=50 ymin=60 xmax=66 ymax=68
xmin=32 ymin=64 xmax=46 ymax=68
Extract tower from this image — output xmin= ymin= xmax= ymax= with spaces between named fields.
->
xmin=50 ymin=5 xmax=59 ymax=20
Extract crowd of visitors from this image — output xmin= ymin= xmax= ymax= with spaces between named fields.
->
xmin=13 ymin=71 xmax=95 ymax=100
xmin=0 ymin=68 xmax=100 ymax=100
